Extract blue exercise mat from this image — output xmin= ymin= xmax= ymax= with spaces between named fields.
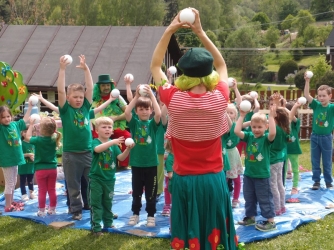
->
xmin=1 ymin=170 xmax=334 ymax=243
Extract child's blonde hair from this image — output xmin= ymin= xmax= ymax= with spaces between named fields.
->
xmin=251 ymin=113 xmax=267 ymax=124
xmin=317 ymin=85 xmax=332 ymax=95
xmin=95 ymin=116 xmax=114 ymax=129
xmin=164 ymin=139 xmax=173 ymax=153
xmin=227 ymin=104 xmax=238 ymax=121
xmin=40 ymin=117 xmax=62 ymax=149
xmin=67 ymin=83 xmax=85 ymax=95
xmin=0 ymin=106 xmax=12 ymax=124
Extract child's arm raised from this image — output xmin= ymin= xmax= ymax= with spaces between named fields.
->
xmin=93 ymin=92 xmax=117 ymax=114
xmin=124 ymin=75 xmax=134 ymax=103
xmin=303 ymin=74 xmax=313 ymax=103
xmin=234 ymin=110 xmax=247 ymax=140
xmin=33 ymin=91 xmax=59 ymax=113
xmin=22 ymin=99 xmax=33 ymax=123
xmin=268 ymin=104 xmax=277 ymax=142
xmin=125 ymin=86 xmax=140 ymax=122
xmin=146 ymin=85 xmax=161 ymax=124
xmin=253 ymin=95 xmax=260 ymax=113
xmin=232 ymin=79 xmax=242 ymax=106
xmin=26 ymin=117 xmax=35 ymax=142
xmin=76 ymin=55 xmax=93 ymax=103
xmin=289 ymin=101 xmax=302 ymax=123
xmin=57 ymin=56 xmax=69 ymax=108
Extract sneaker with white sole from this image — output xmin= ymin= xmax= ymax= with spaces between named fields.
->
xmin=47 ymin=208 xmax=56 ymax=215
xmin=146 ymin=216 xmax=155 ymax=227
xmin=21 ymin=194 xmax=29 ymax=201
xmin=128 ymin=215 xmax=139 ymax=225
xmin=29 ymin=190 xmax=36 ymax=199
xmin=37 ymin=210 xmax=46 ymax=217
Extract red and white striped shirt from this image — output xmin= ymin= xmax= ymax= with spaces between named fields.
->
xmin=159 ymin=81 xmax=229 ymax=175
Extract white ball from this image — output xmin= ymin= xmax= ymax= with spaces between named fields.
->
xmin=179 ymin=8 xmax=195 ymax=24
xmin=228 ymin=77 xmax=235 ymax=87
xmin=168 ymin=66 xmax=177 ymax=75
xmin=298 ymin=96 xmax=307 ymax=105
xmin=240 ymin=100 xmax=252 ymax=112
xmin=306 ymin=70 xmax=313 ymax=79
xmin=30 ymin=114 xmax=41 ymax=124
xmin=64 ymin=54 xmax=73 ymax=65
xmin=125 ymin=73 xmax=134 ymax=82
xmin=29 ymin=95 xmax=39 ymax=106
xmin=111 ymin=89 xmax=120 ymax=98
xmin=139 ymin=85 xmax=148 ymax=96
xmin=249 ymin=91 xmax=258 ymax=99
xmin=125 ymin=138 xmax=134 ymax=147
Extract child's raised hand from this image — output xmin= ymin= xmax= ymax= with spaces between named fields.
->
xmin=269 ymin=104 xmax=277 ymax=117
xmin=231 ymin=79 xmax=238 ymax=90
xmin=238 ymin=108 xmax=248 ymax=117
xmin=108 ymin=92 xmax=117 ymax=102
xmin=59 ymin=55 xmax=69 ymax=69
xmin=32 ymin=91 xmax=43 ymax=100
xmin=76 ymin=55 xmax=87 ymax=70
xmin=124 ymin=74 xmax=134 ymax=84
xmin=29 ymin=116 xmax=35 ymax=124
xmin=295 ymin=100 xmax=303 ymax=107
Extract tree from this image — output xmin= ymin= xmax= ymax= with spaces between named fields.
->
xmin=278 ymin=0 xmax=299 ymax=21
xmin=163 ymin=0 xmax=178 ymax=26
xmin=292 ymin=9 xmax=315 ymax=37
xmin=259 ymin=0 xmax=284 ymax=22
xmin=302 ymin=25 xmax=318 ymax=47
xmin=225 ymin=25 xmax=265 ymax=83
xmin=265 ymin=26 xmax=280 ymax=45
xmin=0 ymin=0 xmax=10 ymax=23
xmin=281 ymin=14 xmax=295 ymax=30
xmin=308 ymin=54 xmax=332 ymax=88
xmin=291 ymin=37 xmax=304 ymax=60
xmin=317 ymin=71 xmax=334 ymax=88
xmin=251 ymin=12 xmax=270 ymax=30
xmin=76 ymin=0 xmax=98 ymax=25
xmin=318 ymin=25 xmax=333 ymax=46
xmin=311 ymin=0 xmax=332 ymax=21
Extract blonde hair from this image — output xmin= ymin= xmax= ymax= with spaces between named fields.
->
xmin=227 ymin=104 xmax=238 ymax=121
xmin=40 ymin=117 xmax=62 ymax=149
xmin=318 ymin=85 xmax=332 ymax=95
xmin=67 ymin=83 xmax=85 ymax=94
xmin=175 ymin=70 xmax=219 ymax=91
xmin=251 ymin=113 xmax=267 ymax=124
xmin=164 ymin=139 xmax=173 ymax=153
xmin=95 ymin=116 xmax=114 ymax=129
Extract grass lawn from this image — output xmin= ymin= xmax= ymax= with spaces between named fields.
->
xmin=1 ymin=141 xmax=334 ymax=249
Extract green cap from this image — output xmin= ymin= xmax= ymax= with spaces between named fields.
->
xmin=177 ymin=48 xmax=213 ymax=77
xmin=96 ymin=74 xmax=114 ymax=84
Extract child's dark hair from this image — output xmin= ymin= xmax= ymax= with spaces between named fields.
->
xmin=67 ymin=83 xmax=85 ymax=94
xmin=286 ymin=100 xmax=299 ymax=117
xmin=275 ymin=108 xmax=290 ymax=134
xmin=135 ymin=97 xmax=152 ymax=110
xmin=317 ymin=85 xmax=332 ymax=95
xmin=0 ymin=105 xmax=12 ymax=123
xmin=40 ymin=117 xmax=62 ymax=149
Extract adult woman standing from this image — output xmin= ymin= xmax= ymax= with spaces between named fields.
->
xmin=150 ymin=8 xmax=237 ymax=250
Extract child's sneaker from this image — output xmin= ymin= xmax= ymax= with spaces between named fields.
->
xmin=238 ymin=216 xmax=255 ymax=226
xmin=232 ymin=200 xmax=239 ymax=208
xmin=311 ymin=182 xmax=320 ymax=190
xmin=29 ymin=190 xmax=36 ymax=199
xmin=37 ymin=210 xmax=46 ymax=217
xmin=162 ymin=205 xmax=171 ymax=216
xmin=146 ymin=216 xmax=155 ymax=227
xmin=21 ymin=194 xmax=29 ymax=201
xmin=128 ymin=215 xmax=139 ymax=226
xmin=47 ymin=209 xmax=56 ymax=215
xmin=255 ymin=221 xmax=277 ymax=232
xmin=326 ymin=183 xmax=333 ymax=189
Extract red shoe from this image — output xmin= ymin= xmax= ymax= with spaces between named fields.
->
xmin=4 ymin=206 xmax=15 ymax=212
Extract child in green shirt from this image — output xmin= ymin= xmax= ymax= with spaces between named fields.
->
xmin=125 ymin=84 xmax=161 ymax=227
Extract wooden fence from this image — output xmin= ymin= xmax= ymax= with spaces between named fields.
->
xmin=230 ymin=89 xmax=332 ymax=140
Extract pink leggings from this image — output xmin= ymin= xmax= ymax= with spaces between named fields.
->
xmin=231 ymin=175 xmax=241 ymax=201
xmin=164 ymin=176 xmax=171 ymax=206
xmin=35 ymin=169 xmax=57 ymax=209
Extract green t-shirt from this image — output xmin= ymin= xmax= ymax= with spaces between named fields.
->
xmin=287 ymin=119 xmax=302 ymax=155
xmin=128 ymin=117 xmax=160 ymax=167
xmin=0 ymin=119 xmax=26 ymax=167
xmin=243 ymin=132 xmax=271 ymax=178
xmin=156 ymin=123 xmax=167 ymax=155
xmin=223 ymin=123 xmax=240 ymax=149
xmin=89 ymin=139 xmax=121 ymax=181
xmin=270 ymin=125 xmax=289 ymax=164
xmin=309 ymin=99 xmax=334 ymax=135
xmin=18 ymin=141 xmax=35 ymax=175
xmin=59 ymin=98 xmax=92 ymax=152
xmin=29 ymin=136 xmax=57 ymax=171
xmin=165 ymin=152 xmax=174 ymax=173
xmin=221 ymin=135 xmax=230 ymax=171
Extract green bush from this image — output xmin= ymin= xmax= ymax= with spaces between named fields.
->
xmin=316 ymin=71 xmax=334 ymax=89
xmin=277 ymin=60 xmax=298 ymax=83
xmin=294 ymin=69 xmax=306 ymax=90
xmin=291 ymin=49 xmax=303 ymax=61
xmin=257 ymin=71 xmax=276 ymax=82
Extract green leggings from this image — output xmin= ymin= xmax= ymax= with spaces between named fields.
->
xmin=284 ymin=154 xmax=300 ymax=188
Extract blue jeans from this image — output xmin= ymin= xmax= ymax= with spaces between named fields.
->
xmin=243 ymin=175 xmax=275 ymax=219
xmin=311 ymin=133 xmax=333 ymax=184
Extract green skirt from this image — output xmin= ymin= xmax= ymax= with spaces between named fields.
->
xmin=170 ymin=171 xmax=238 ymax=250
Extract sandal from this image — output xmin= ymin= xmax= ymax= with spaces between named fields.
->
xmin=286 ymin=198 xmax=300 ymax=203
xmin=291 ymin=187 xmax=298 ymax=195
xmin=12 ymin=201 xmax=24 ymax=207
xmin=162 ymin=207 xmax=171 ymax=216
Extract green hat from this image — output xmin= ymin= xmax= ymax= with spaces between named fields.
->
xmin=96 ymin=74 xmax=114 ymax=84
xmin=177 ymin=48 xmax=213 ymax=77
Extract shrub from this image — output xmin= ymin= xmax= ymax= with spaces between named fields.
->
xmin=257 ymin=71 xmax=276 ymax=82
xmin=294 ymin=69 xmax=306 ymax=90
xmin=277 ymin=60 xmax=298 ymax=83
xmin=316 ymin=71 xmax=334 ymax=89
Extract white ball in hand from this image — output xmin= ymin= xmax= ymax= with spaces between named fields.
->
xmin=64 ymin=54 xmax=73 ymax=65
xmin=139 ymin=85 xmax=148 ymax=96
xmin=179 ymin=8 xmax=195 ymax=24
xmin=125 ymin=138 xmax=134 ymax=147
xmin=111 ymin=89 xmax=120 ymax=98
xmin=228 ymin=77 xmax=235 ymax=87
xmin=306 ymin=70 xmax=313 ymax=79
xmin=168 ymin=66 xmax=177 ymax=75
xmin=30 ymin=114 xmax=41 ymax=124
xmin=240 ymin=100 xmax=252 ymax=112
xmin=29 ymin=95 xmax=39 ymax=106
xmin=125 ymin=73 xmax=134 ymax=82
xmin=298 ymin=96 xmax=307 ymax=105
xmin=249 ymin=91 xmax=258 ymax=99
